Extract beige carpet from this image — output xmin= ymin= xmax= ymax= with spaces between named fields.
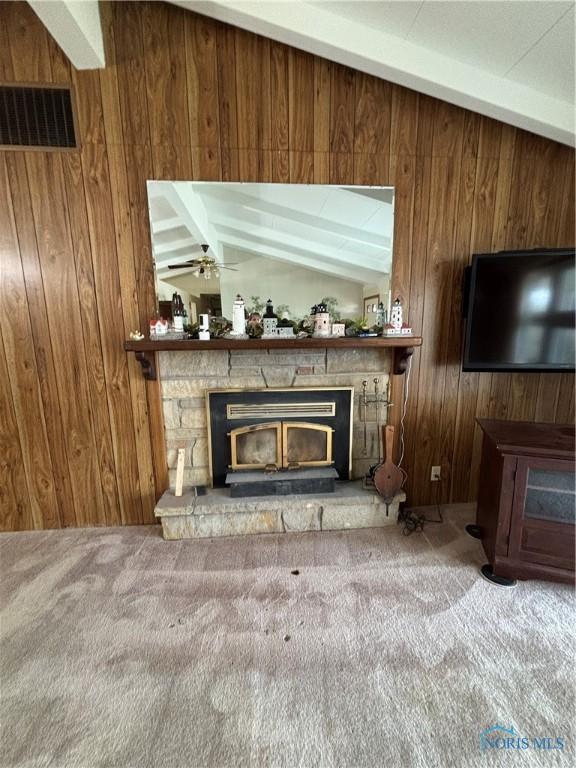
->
xmin=0 ymin=506 xmax=574 ymax=768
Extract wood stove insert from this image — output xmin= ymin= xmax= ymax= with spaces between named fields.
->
xmin=206 ymin=387 xmax=353 ymax=489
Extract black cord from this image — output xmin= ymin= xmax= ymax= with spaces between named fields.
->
xmin=399 ymin=504 xmax=443 ymax=536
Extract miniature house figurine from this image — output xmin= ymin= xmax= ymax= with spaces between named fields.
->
xmin=331 ymin=323 xmax=345 ymax=337
xmin=313 ymin=303 xmax=331 ymax=338
xmin=230 ymin=294 xmax=247 ymax=337
xmin=262 ymin=299 xmax=279 ymax=337
xmin=150 ymin=314 xmax=168 ymax=337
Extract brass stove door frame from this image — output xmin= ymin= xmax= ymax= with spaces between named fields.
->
xmin=229 ymin=422 xmax=282 ymax=470
xmin=282 ymin=422 xmax=334 ymax=468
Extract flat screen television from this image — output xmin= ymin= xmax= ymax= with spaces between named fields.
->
xmin=463 ymin=248 xmax=575 ymax=372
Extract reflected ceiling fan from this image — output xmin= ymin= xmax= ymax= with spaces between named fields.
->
xmin=166 ymin=244 xmax=238 ymax=279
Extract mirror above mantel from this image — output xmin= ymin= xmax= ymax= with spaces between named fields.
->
xmin=147 ymin=181 xmax=395 ymax=328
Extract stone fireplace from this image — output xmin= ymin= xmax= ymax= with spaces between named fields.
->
xmin=156 ymin=347 xmax=405 ymax=538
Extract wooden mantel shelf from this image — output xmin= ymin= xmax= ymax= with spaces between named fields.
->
xmin=124 ymin=336 xmax=422 ymax=380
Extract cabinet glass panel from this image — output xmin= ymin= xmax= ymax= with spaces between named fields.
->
xmin=525 ymin=468 xmax=575 ymax=523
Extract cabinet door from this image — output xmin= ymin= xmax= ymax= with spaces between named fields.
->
xmin=509 ymin=458 xmax=575 ymax=570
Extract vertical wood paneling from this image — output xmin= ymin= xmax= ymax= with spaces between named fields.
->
xmin=5 ymin=0 xmax=53 ymax=82
xmin=452 ymin=151 xmax=496 ymax=502
xmin=289 ymin=49 xmax=314 ymax=181
xmin=313 ymin=58 xmax=331 ymax=184
xmin=25 ymin=152 xmax=106 ymax=526
xmin=0 ymin=329 xmax=31 ymax=531
xmin=0 ymin=1 xmax=574 ymax=529
xmin=6 ymin=154 xmax=77 ymax=527
xmin=440 ymin=113 xmax=479 ymax=501
xmin=390 ymin=86 xmax=419 ymax=156
xmin=330 ymin=63 xmax=355 ymax=152
xmin=235 ymin=29 xmax=271 ymax=151
xmin=112 ymin=1 xmax=151 ymax=146
xmin=184 ymin=11 xmax=219 ymax=178
xmin=80 ymin=144 xmax=144 ymax=524
xmin=354 ymin=73 xmax=391 ymax=156
xmin=0 ymin=155 xmax=58 ymax=529
xmin=142 ymin=3 xmax=189 ymax=149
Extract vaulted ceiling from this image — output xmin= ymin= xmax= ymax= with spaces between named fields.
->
xmin=30 ymin=0 xmax=575 ymax=146
xmin=173 ymin=0 xmax=575 ymax=146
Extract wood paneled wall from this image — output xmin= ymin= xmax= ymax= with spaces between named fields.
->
xmin=1 ymin=1 xmax=574 ymax=530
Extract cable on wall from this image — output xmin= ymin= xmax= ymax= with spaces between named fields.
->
xmin=397 ymin=354 xmax=412 ymax=476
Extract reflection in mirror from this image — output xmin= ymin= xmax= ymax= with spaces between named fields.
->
xmin=147 ymin=182 xmax=395 ymax=334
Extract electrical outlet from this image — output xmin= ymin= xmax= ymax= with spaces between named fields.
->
xmin=430 ymin=465 xmax=441 ymax=482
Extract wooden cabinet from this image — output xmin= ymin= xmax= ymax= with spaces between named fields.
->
xmin=474 ymin=419 xmax=575 ymax=585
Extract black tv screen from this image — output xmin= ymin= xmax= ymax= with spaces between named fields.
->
xmin=463 ymin=249 xmax=575 ymax=372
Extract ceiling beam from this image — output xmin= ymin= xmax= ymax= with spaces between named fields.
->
xmin=151 ymin=217 xmax=186 ymax=235
xmin=153 ymin=238 xmax=199 ymax=258
xmin=210 ymin=215 xmax=390 ymax=273
xmin=158 ymin=184 xmax=223 ymax=261
xmin=218 ymin=232 xmax=380 ymax=285
xmin=198 ymin=186 xmax=393 ymax=249
xmin=29 ymin=0 xmax=105 ymax=70
xmin=172 ymin=0 xmax=574 ymax=147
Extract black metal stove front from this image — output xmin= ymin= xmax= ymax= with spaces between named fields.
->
xmin=206 ymin=387 xmax=353 ymax=489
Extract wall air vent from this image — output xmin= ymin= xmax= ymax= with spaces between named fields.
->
xmin=0 ymin=84 xmax=77 ymax=150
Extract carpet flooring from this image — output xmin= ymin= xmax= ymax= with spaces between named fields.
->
xmin=0 ymin=506 xmax=574 ymax=768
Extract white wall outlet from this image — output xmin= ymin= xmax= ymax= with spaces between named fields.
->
xmin=430 ymin=465 xmax=441 ymax=482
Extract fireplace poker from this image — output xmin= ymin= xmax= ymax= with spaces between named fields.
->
xmin=374 ymin=378 xmax=382 ymax=463
xmin=362 ymin=380 xmax=368 ymax=455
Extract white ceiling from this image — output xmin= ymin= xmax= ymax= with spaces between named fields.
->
xmin=148 ymin=182 xmax=394 ymax=285
xmin=317 ymin=1 xmax=574 ymax=102
xmin=173 ymin=0 xmax=575 ymax=145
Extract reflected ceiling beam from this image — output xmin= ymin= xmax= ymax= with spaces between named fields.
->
xmin=207 ymin=204 xmax=391 ymax=260
xmin=218 ymin=232 xmax=380 ymax=285
xmin=154 ymin=238 xmax=199 ymax=258
xmin=211 ymin=215 xmax=389 ymax=273
xmin=165 ymin=185 xmax=223 ymax=261
xmin=151 ymin=217 xmax=186 ymax=234
xmin=198 ymin=187 xmax=392 ymax=249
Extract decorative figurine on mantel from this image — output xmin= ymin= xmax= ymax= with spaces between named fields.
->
xmin=383 ymin=297 xmax=413 ymax=336
xmin=230 ymin=294 xmax=248 ymax=337
xmin=376 ymin=301 xmax=387 ymax=328
xmin=312 ymin=302 xmax=331 ymax=338
xmin=171 ymin=292 xmax=186 ymax=332
xmin=198 ymin=313 xmax=210 ymax=340
xmin=262 ymin=299 xmax=279 ymax=337
xmin=331 ymin=322 xmax=345 ymax=337
xmin=150 ymin=314 xmax=168 ymax=337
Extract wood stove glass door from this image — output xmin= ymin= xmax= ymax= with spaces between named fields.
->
xmin=230 ymin=423 xmax=282 ymax=470
xmin=282 ymin=422 xmax=333 ymax=468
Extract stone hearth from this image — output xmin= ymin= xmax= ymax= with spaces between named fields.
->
xmin=156 ymin=482 xmax=405 ymax=539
